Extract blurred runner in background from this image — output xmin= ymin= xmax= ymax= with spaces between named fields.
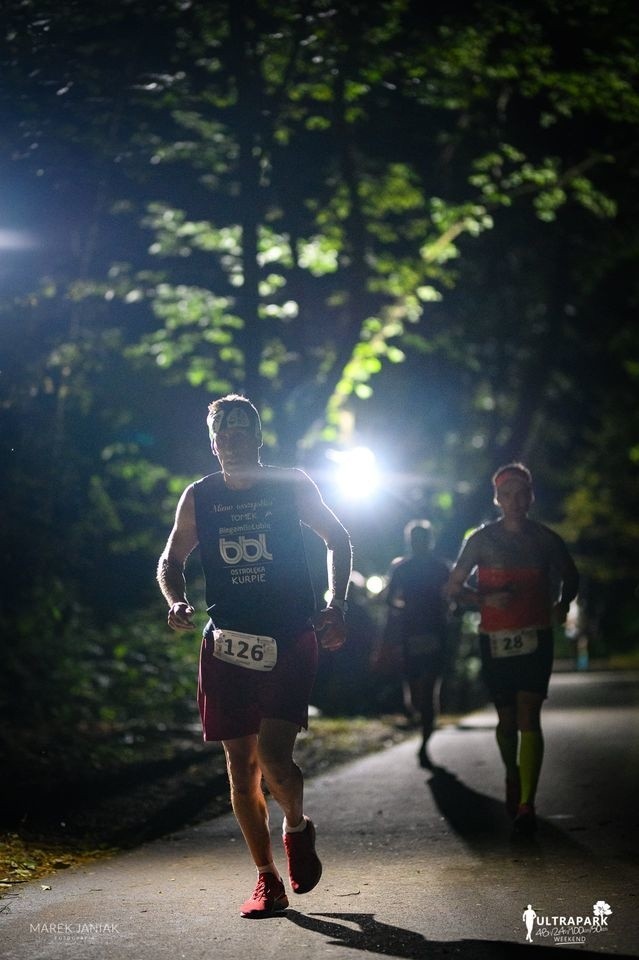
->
xmin=386 ymin=520 xmax=450 ymax=769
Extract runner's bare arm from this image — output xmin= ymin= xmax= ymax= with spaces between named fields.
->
xmin=294 ymin=470 xmax=352 ymax=650
xmin=554 ymin=546 xmax=580 ymax=623
xmin=294 ymin=470 xmax=352 ymax=601
xmin=446 ymin=563 xmax=480 ymax=606
xmin=157 ymin=485 xmax=199 ymax=631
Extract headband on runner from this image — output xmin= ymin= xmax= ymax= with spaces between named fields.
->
xmin=494 ymin=469 xmax=531 ymax=489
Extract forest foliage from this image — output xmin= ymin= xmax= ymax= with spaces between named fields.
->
xmin=1 ymin=0 xmax=638 ymax=755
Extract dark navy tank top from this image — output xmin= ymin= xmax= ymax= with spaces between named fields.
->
xmin=192 ymin=467 xmax=316 ymax=642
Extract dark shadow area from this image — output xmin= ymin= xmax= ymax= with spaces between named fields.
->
xmin=1 ymin=717 xmax=412 ymax=855
xmin=425 ymin=764 xmax=598 ymax=863
xmin=285 ymin=911 xmax=635 ymax=959
xmin=2 ymin=745 xmax=215 ymax=820
xmin=427 ymin=765 xmax=506 ymax=842
xmin=1 ymin=747 xmax=231 ymax=849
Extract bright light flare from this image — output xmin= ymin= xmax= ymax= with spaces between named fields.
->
xmin=366 ymin=575 xmax=385 ymax=596
xmin=0 ymin=230 xmax=37 ymax=250
xmin=329 ymin=446 xmax=381 ymax=499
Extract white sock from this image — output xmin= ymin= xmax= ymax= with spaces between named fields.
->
xmin=256 ymin=862 xmax=280 ymax=878
xmin=283 ymin=814 xmax=307 ymax=834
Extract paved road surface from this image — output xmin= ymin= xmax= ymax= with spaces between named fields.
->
xmin=1 ymin=670 xmax=638 ymax=959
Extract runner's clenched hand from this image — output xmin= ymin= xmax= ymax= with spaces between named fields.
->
xmin=314 ymin=607 xmax=347 ymax=651
xmin=168 ymin=602 xmax=196 ymax=631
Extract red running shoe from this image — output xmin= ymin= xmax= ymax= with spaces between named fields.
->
xmin=240 ymin=873 xmax=289 ymax=918
xmin=282 ymin=817 xmax=323 ymax=894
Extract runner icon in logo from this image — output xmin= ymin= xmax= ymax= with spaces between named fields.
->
xmin=522 ymin=904 xmax=537 ymax=942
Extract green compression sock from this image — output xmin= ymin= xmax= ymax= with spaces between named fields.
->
xmin=496 ymin=726 xmax=519 ymax=778
xmin=519 ymin=730 xmax=544 ymax=804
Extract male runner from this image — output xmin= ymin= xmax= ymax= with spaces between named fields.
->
xmin=386 ymin=521 xmax=450 ymax=769
xmin=157 ymin=394 xmax=352 ymax=915
xmin=446 ymin=463 xmax=579 ymax=834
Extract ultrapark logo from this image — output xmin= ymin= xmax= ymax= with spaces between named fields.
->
xmin=522 ymin=900 xmax=612 ymax=946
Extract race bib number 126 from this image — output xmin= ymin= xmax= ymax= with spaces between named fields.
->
xmin=212 ymin=629 xmax=278 ymax=671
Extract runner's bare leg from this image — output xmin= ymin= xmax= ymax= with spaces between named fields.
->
xmin=258 ymin=718 xmax=304 ymax=828
xmin=223 ymin=735 xmax=274 ymax=867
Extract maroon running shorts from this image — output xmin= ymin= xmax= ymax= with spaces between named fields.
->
xmin=197 ymin=627 xmax=318 ymax=741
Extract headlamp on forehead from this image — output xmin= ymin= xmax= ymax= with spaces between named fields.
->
xmin=211 ymin=405 xmax=261 ymax=439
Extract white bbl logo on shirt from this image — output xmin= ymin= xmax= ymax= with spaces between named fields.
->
xmin=219 ymin=534 xmax=273 ymax=564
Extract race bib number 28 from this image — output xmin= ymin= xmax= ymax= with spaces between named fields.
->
xmin=489 ymin=628 xmax=538 ymax=659
xmin=212 ymin=629 xmax=278 ymax=671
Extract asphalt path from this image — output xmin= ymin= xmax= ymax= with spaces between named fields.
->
xmin=1 ymin=670 xmax=638 ymax=960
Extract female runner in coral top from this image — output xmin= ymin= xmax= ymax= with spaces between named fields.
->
xmin=447 ymin=463 xmax=579 ymax=834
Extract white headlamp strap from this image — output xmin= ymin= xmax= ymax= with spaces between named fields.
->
xmin=212 ymin=405 xmax=261 ymax=439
